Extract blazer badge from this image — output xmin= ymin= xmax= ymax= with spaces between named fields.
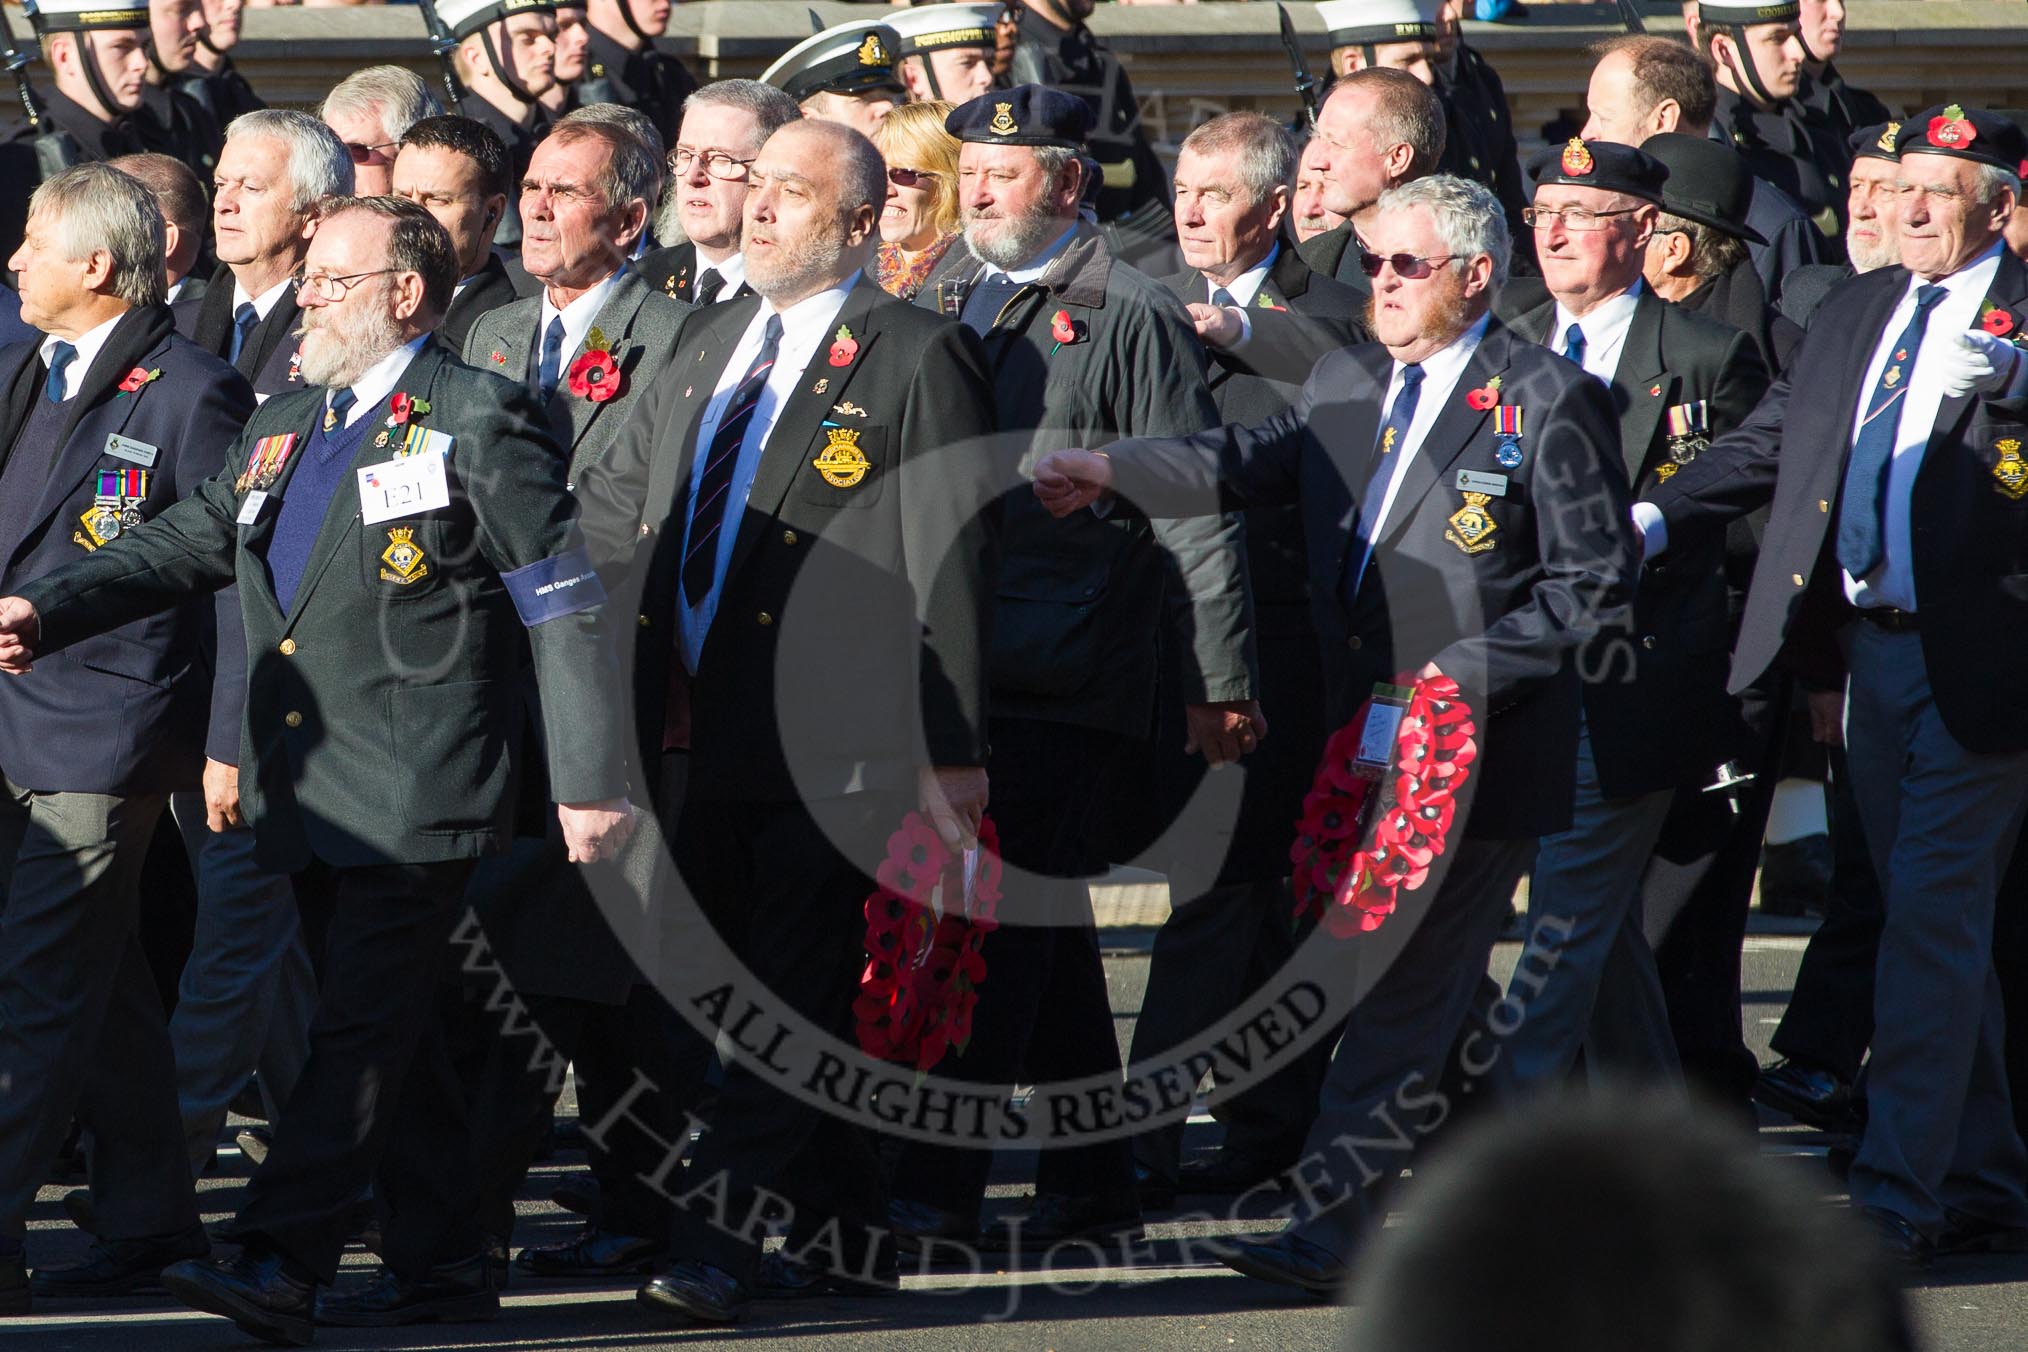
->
xmin=1446 ymin=492 xmax=1499 ymax=555
xmin=813 ymin=428 xmax=870 ymax=488
xmin=1995 ymin=439 xmax=2028 ymax=501
xmin=380 ymin=527 xmax=429 ymax=584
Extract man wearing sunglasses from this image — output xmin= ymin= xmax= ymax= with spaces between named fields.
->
xmin=182 ymin=110 xmax=353 ymax=400
xmin=637 ymin=79 xmax=802 ymax=306
xmin=1033 ymin=173 xmax=1637 ymax=1293
xmin=319 ymin=66 xmax=441 ymax=200
xmin=1492 ymin=139 xmax=1769 ymax=1100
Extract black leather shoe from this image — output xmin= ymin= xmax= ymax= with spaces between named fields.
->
xmin=61 ymin=1189 xmax=96 ymax=1235
xmin=1938 ymin=1208 xmax=2028 ymax=1256
xmin=755 ymin=1248 xmax=900 ymax=1299
xmin=1135 ymin=1162 xmax=1177 ymax=1212
xmin=1219 ymin=1232 xmax=1348 ymax=1296
xmin=637 ymin=1261 xmax=750 ymax=1325
xmin=516 ymin=1224 xmax=660 ymax=1279
xmin=1859 ymin=1206 xmax=1935 ymax=1269
xmin=316 ymin=1253 xmax=499 ymax=1327
xmin=30 ymin=1228 xmax=209 ymax=1297
xmin=1178 ymin=1148 xmax=1291 ymax=1196
xmin=161 ymin=1250 xmax=316 ymax=1347
xmin=1 ymin=1249 xmax=27 ymax=1316
xmin=549 ymin=1178 xmax=600 ymax=1217
xmin=1754 ymin=1059 xmax=1862 ymax=1133
xmin=888 ymin=1198 xmax=978 ymax=1253
xmin=978 ymin=1190 xmax=1142 ymax=1253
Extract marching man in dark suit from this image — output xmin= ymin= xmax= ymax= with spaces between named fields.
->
xmin=1641 ymin=107 xmax=2028 ymax=1267
xmin=1132 ymin=110 xmax=1364 ymax=1206
xmin=637 ymin=80 xmax=803 ymax=305
xmin=1494 ymin=139 xmax=1769 ymax=1093
xmin=182 ymin=110 xmax=354 ymax=399
xmin=1034 ymin=173 xmax=1638 ymax=1293
xmin=573 ymin=115 xmax=999 ymax=1324
xmin=0 ymin=194 xmax=637 ymax=1342
xmin=0 ymin=162 xmax=253 ymax=1315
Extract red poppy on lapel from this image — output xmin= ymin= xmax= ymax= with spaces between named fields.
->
xmin=568 ymin=349 xmax=622 ymax=402
xmin=828 ymin=324 xmax=858 ymax=367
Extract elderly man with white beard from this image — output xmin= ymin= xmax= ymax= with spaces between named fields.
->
xmin=0 ymin=194 xmax=637 ymax=1344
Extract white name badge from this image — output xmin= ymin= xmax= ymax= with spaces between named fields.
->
xmin=357 ymin=452 xmax=450 ymax=525
xmin=1456 ymin=469 xmax=1509 ymax=497
xmin=236 ymin=489 xmax=269 ymax=526
xmin=104 ymin=433 xmax=158 ymax=467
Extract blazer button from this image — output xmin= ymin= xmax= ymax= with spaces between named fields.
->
xmin=639 ymin=523 xmax=651 ymax=537
xmin=1348 ymin=636 xmax=1362 ymax=651
xmin=1641 ymin=635 xmax=1657 ymax=650
xmin=284 ymin=711 xmax=303 ymax=728
xmin=782 ymin=529 xmax=798 ymax=546
xmin=278 ymin=638 xmax=296 ymax=656
xmin=637 ymin=614 xmax=650 ymax=627
xmin=757 ymin=611 xmax=773 ymax=626
xmin=1819 ymin=499 xmax=1830 ymax=513
xmin=1792 ymin=573 xmax=1805 ymax=586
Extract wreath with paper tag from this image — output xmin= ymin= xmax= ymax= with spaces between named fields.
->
xmin=854 ymin=813 xmax=1002 ymax=1075
xmin=1289 ymin=675 xmax=1477 ymax=937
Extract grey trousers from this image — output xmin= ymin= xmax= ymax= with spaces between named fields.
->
xmin=0 ymin=776 xmax=196 ymax=1243
xmin=1497 ymin=720 xmax=1681 ymax=1093
xmin=168 ymin=790 xmax=315 ymax=1175
xmin=1845 ymin=624 xmax=2028 ymax=1236
xmin=1288 ymin=837 xmax=1533 ymax=1263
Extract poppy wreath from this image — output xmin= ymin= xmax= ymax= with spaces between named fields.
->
xmin=1289 ymin=674 xmax=1477 ymax=937
xmin=568 ymin=348 xmax=622 ymax=403
xmin=855 ymin=812 xmax=1004 ymax=1074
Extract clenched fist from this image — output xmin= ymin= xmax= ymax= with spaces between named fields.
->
xmin=0 ymin=597 xmax=39 ymax=674
xmin=1031 ymin=449 xmax=1116 ymax=518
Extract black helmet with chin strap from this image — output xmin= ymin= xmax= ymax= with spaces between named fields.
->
xmin=22 ymin=0 xmax=149 ymax=122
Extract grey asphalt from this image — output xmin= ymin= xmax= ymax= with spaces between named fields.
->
xmin=8 ymin=922 xmax=2026 ymax=1350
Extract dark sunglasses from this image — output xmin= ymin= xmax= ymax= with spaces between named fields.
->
xmin=887 ymin=166 xmax=939 ymax=189
xmin=1358 ymin=250 xmax=1460 ymax=280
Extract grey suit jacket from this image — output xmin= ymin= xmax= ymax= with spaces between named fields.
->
xmin=462 ymin=271 xmax=694 ymax=480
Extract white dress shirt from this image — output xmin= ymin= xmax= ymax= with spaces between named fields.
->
xmin=678 ymin=273 xmax=858 ymax=672
xmin=693 ymin=249 xmax=747 ymax=301
xmin=1352 ymin=313 xmax=1491 ymax=589
xmin=537 ymin=270 xmax=622 ymax=373
xmin=1208 ymin=242 xmax=1279 ymax=308
xmin=331 ymin=336 xmax=428 ymax=429
xmin=40 ymin=313 xmax=123 ymax=403
xmin=231 ymin=275 xmax=293 ymax=322
xmin=1843 ymin=242 xmax=2006 ymax=612
xmin=1552 ymin=279 xmax=1642 ymax=384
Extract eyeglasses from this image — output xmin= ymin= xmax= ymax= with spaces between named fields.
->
xmin=669 ymin=147 xmax=755 ymax=181
xmin=887 ymin=166 xmax=939 ymax=189
xmin=1521 ymin=205 xmax=1640 ymax=232
xmin=297 ymin=268 xmax=398 ymax=302
xmin=342 ymin=140 xmax=398 ymax=164
xmin=1358 ymin=250 xmax=1461 ymax=280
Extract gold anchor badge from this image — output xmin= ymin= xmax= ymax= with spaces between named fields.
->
xmin=857 ymin=32 xmax=886 ymax=66
xmin=379 ymin=527 xmax=429 ymax=585
xmin=1445 ymin=492 xmax=1499 ymax=555
xmin=813 ymin=428 xmax=870 ymax=488
xmin=989 ymin=101 xmax=1018 ymax=137
xmin=1995 ymin=439 xmax=2028 ymax=501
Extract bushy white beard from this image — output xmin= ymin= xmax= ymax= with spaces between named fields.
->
xmin=962 ymin=205 xmax=1072 ymax=271
xmin=295 ymin=304 xmax=404 ymax=390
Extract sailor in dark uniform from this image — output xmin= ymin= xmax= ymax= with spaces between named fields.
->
xmin=889 ymin=2 xmax=999 ymax=107
xmin=760 ymin=19 xmax=904 ymax=141
xmin=441 ymin=0 xmax=560 ymax=254
xmin=579 ymin=0 xmax=694 ymax=148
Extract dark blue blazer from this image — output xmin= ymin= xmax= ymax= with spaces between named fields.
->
xmin=1100 ymin=317 xmax=1639 ymax=839
xmin=0 ymin=304 xmax=255 ymax=795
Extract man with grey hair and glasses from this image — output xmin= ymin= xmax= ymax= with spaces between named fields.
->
xmin=319 ymin=66 xmax=442 ymax=199
xmin=638 ymin=78 xmax=802 ymax=304
xmin=0 ymin=161 xmax=253 ymax=1315
xmin=1034 ymin=173 xmax=1638 ymax=1293
xmin=182 ymin=108 xmax=354 ymax=398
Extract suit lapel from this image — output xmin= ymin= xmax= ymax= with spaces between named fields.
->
xmin=27 ymin=307 xmax=174 ymax=541
xmin=1614 ymin=294 xmax=1670 ymax=484
xmin=721 ymin=283 xmax=885 ymax=590
xmin=1510 ymin=297 xmax=1554 ymax=348
xmin=562 ymin=274 xmax=650 ymax=448
xmin=1829 ymin=271 xmax=1912 ymax=483
xmin=0 ymin=341 xmax=42 ymax=479
xmin=662 ymin=300 xmax=746 ymax=529
xmin=1379 ymin=324 xmax=1509 ymax=548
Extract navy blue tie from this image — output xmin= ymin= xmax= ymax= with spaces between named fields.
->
xmin=683 ymin=315 xmax=783 ymax=607
xmin=323 ymin=386 xmax=357 ymax=433
xmin=534 ymin=315 xmax=566 ymax=401
xmin=1347 ymin=362 xmax=1424 ymax=599
xmin=1211 ymin=286 xmax=1238 ymax=310
xmin=1837 ymin=283 xmax=1949 ymax=580
xmin=1562 ymin=322 xmax=1587 ymax=370
xmin=43 ymin=342 xmax=74 ymax=403
xmin=228 ymin=302 xmax=258 ymax=366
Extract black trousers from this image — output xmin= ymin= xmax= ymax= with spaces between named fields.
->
xmin=227 ymin=858 xmax=473 ymax=1284
xmin=665 ymin=792 xmax=900 ymax=1283
xmin=892 ymin=716 xmax=1136 ymax=1219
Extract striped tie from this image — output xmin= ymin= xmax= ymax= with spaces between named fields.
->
xmin=682 ymin=314 xmax=783 ymax=607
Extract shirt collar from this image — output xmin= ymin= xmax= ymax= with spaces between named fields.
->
xmin=39 ymin=311 xmax=124 ymax=402
xmin=991 ymin=225 xmax=1079 ymax=286
xmin=539 ymin=269 xmax=623 ymax=344
xmin=331 ymin=335 xmax=427 ymax=428
xmin=1211 ymin=241 xmax=1280 ymax=309
xmin=1394 ymin=311 xmax=1491 ymax=388
xmin=231 ymin=274 xmax=294 ymax=321
xmin=1552 ymin=278 xmax=1643 ymax=351
xmin=759 ymin=271 xmax=860 ymax=339
xmin=1910 ymin=240 xmax=2005 ymax=298
xmin=700 ymin=249 xmax=747 ymax=294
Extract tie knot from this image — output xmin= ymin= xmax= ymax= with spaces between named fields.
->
xmin=48 ymin=341 xmax=75 ymax=373
xmin=1211 ymin=286 xmax=1238 ymax=310
xmin=329 ymin=388 xmax=357 ymax=420
xmin=234 ymin=302 xmax=257 ymax=328
xmin=545 ymin=315 xmax=565 ymax=342
xmin=761 ymin=314 xmax=784 ymax=347
xmin=1915 ymin=283 xmax=1948 ymax=312
xmin=1400 ymin=362 xmax=1425 ymax=388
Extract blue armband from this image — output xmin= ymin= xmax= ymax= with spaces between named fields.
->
xmin=502 ymin=545 xmax=607 ymax=626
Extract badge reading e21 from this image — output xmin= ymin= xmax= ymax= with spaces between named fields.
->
xmin=358 ymin=448 xmax=452 ymax=526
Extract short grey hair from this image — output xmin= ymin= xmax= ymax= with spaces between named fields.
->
xmin=1656 ymin=210 xmax=1746 ymax=282
xmin=226 ymin=109 xmax=355 ymax=215
xmin=1975 ymin=162 xmax=2024 ymax=209
xmin=1031 ymin=145 xmax=1084 ymax=201
xmin=682 ymin=78 xmax=804 ymax=154
xmin=557 ymin=102 xmax=665 ymax=203
xmin=1374 ymin=173 xmax=1512 ymax=288
xmin=319 ymin=66 xmax=441 ymax=149
xmin=542 ymin=121 xmax=660 ymax=218
xmin=1180 ymin=111 xmax=1295 ymax=211
xmin=29 ymin=163 xmax=167 ymax=307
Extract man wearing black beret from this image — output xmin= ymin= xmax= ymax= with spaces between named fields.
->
xmin=1488 ymin=138 xmax=1769 ymax=1101
xmin=1643 ymin=105 xmax=2028 ymax=1266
